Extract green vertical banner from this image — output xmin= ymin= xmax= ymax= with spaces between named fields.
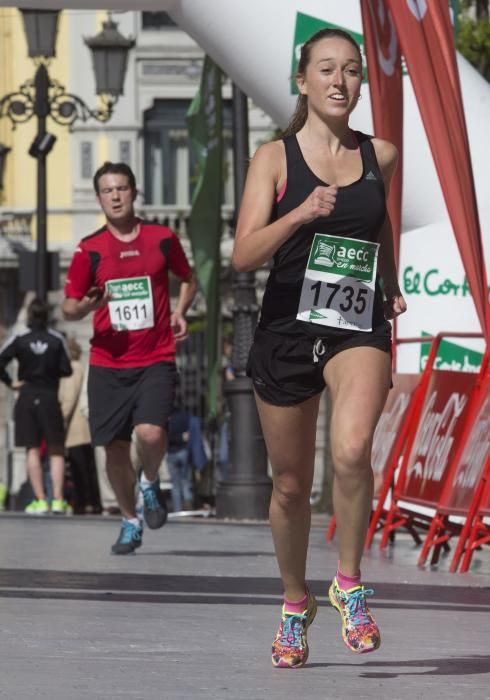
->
xmin=186 ymin=56 xmax=223 ymax=417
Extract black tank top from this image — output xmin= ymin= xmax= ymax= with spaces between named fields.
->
xmin=259 ymin=131 xmax=387 ymax=338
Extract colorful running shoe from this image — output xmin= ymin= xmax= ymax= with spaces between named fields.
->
xmin=0 ymin=481 xmax=7 ymax=511
xmin=111 ymin=519 xmax=143 ymax=555
xmin=271 ymin=592 xmax=317 ymax=668
xmin=139 ymin=481 xmax=168 ymax=530
xmin=24 ymin=499 xmax=49 ymax=515
xmin=51 ymin=499 xmax=73 ymax=515
xmin=328 ymin=577 xmax=381 ymax=653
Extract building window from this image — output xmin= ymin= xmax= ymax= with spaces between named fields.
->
xmin=119 ymin=140 xmax=131 ymax=166
xmin=80 ymin=142 xmax=93 ymax=179
xmin=141 ymin=12 xmax=177 ymax=30
xmin=143 ymin=99 xmax=233 ymax=207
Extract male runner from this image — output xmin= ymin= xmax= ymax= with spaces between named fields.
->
xmin=63 ymin=161 xmax=197 ymax=554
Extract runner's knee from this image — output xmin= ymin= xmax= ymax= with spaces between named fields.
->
xmin=272 ymin=473 xmax=312 ymax=510
xmin=331 ymin=433 xmax=372 ymax=475
xmin=135 ymin=423 xmax=165 ymax=449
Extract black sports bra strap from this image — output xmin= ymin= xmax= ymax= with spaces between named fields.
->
xmin=354 ymin=131 xmax=383 ymax=179
xmin=283 ymin=135 xmax=304 ymax=167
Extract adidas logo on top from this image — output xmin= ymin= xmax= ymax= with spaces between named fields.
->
xmin=365 ymin=171 xmax=377 ymax=181
xmin=30 ymin=340 xmax=48 ymax=355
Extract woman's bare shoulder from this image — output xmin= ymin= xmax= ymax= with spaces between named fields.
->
xmin=371 ymin=137 xmax=398 ymax=170
xmin=251 ymin=139 xmax=285 ymax=166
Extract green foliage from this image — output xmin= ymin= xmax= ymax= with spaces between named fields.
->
xmin=457 ymin=1 xmax=490 ymax=81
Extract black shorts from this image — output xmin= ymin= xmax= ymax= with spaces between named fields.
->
xmin=88 ymin=362 xmax=177 ymax=446
xmin=246 ymin=322 xmax=392 ymax=406
xmin=14 ymin=388 xmax=65 ymax=449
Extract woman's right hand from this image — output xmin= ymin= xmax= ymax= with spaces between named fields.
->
xmin=296 ymin=185 xmax=338 ymax=224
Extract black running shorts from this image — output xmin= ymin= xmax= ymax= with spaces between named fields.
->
xmin=14 ymin=388 xmax=65 ymax=448
xmin=88 ymin=362 xmax=177 ymax=446
xmin=247 ymin=322 xmax=392 ymax=406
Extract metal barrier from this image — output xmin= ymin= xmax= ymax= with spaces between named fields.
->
xmin=379 ymin=333 xmax=484 ymax=551
xmin=416 ymin=355 xmax=489 ymax=569
xmin=325 ymin=332 xmax=485 ymax=559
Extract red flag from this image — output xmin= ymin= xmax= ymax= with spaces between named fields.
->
xmin=387 ymin=0 xmax=490 ymax=341
xmin=361 ymin=0 xmax=403 ymax=266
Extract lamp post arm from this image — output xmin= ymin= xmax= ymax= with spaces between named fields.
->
xmin=48 ymin=88 xmax=116 ymax=127
xmin=0 ymin=84 xmax=36 ymax=127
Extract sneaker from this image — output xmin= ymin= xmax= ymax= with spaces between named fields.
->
xmin=139 ymin=481 xmax=168 ymax=530
xmin=24 ymin=499 xmax=49 ymax=515
xmin=271 ymin=592 xmax=317 ymax=668
xmin=111 ymin=519 xmax=143 ymax=555
xmin=328 ymin=577 xmax=381 ymax=653
xmin=51 ymin=499 xmax=73 ymax=515
xmin=0 ymin=482 xmax=7 ymax=511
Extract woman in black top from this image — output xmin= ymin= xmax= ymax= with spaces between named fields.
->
xmin=233 ymin=28 xmax=407 ymax=668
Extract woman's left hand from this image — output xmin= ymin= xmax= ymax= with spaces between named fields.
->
xmin=383 ymin=294 xmax=407 ymax=320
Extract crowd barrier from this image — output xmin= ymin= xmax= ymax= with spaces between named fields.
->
xmin=417 ymin=355 xmax=489 ymax=570
xmin=325 ymin=332 xmax=488 ymax=573
xmin=459 ymin=458 xmax=490 ymax=572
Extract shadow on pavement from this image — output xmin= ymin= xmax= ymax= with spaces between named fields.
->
xmin=0 ymin=568 xmax=489 ymax=611
xmin=307 ymin=654 xmax=490 ymax=677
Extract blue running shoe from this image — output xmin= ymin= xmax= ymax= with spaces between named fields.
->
xmin=111 ymin=519 xmax=143 ymax=555
xmin=139 ymin=480 xmax=168 ymax=530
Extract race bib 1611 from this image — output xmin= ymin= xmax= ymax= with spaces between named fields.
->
xmin=106 ymin=276 xmax=154 ymax=331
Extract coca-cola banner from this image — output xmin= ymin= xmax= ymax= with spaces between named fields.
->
xmin=387 ymin=0 xmax=490 ymax=340
xmin=402 ymin=371 xmax=478 ymax=507
xmin=371 ymin=373 xmax=418 ymax=496
xmin=443 ymin=388 xmax=490 ymax=514
xmin=360 ymin=0 xmax=403 ymax=265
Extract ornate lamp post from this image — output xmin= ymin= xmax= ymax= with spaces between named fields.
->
xmin=216 ymin=84 xmax=272 ymax=519
xmin=0 ymin=10 xmax=135 ymax=300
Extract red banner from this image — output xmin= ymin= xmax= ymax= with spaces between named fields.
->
xmin=360 ymin=0 xmax=403 ymax=265
xmin=401 ymin=370 xmax=477 ymax=507
xmin=387 ymin=0 xmax=490 ymax=341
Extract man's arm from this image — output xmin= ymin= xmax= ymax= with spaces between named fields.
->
xmin=63 ymin=288 xmax=111 ymax=321
xmin=170 ymin=271 xmax=198 ymax=342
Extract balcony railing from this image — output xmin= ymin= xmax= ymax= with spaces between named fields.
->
xmin=0 ymin=205 xmax=263 ymax=285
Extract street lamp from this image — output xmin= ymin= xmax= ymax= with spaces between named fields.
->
xmin=0 ymin=10 xmax=135 ymax=300
xmin=215 ymin=84 xmax=272 ymax=519
xmin=0 ymin=144 xmax=11 ymax=191
xmin=21 ymin=9 xmax=59 ymax=59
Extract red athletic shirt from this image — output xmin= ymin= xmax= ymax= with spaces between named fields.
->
xmin=64 ymin=221 xmax=192 ymax=368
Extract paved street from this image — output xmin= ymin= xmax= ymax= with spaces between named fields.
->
xmin=0 ymin=513 xmax=489 ymax=700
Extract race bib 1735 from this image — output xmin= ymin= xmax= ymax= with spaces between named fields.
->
xmin=296 ymin=233 xmax=379 ymax=332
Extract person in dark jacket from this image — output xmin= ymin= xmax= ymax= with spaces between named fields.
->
xmin=0 ymin=298 xmax=73 ymax=514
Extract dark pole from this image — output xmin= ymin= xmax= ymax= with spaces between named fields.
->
xmin=216 ymin=84 xmax=272 ymax=519
xmin=34 ymin=64 xmax=50 ymax=301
